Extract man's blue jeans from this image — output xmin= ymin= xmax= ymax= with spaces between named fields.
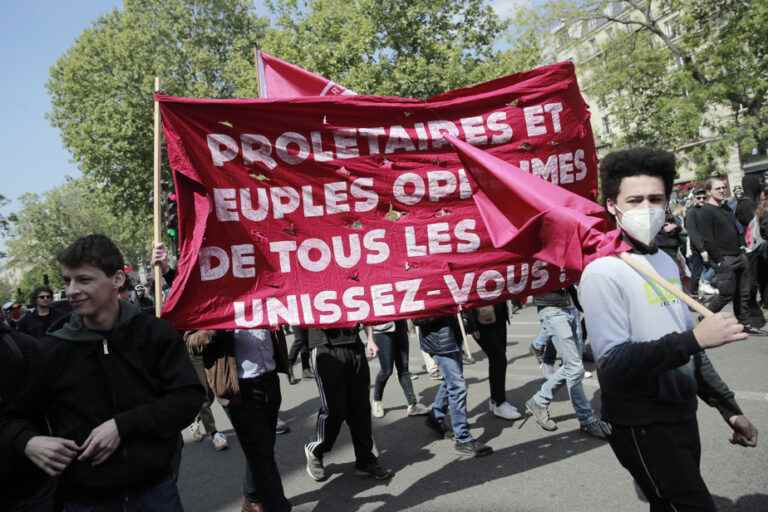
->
xmin=431 ymin=351 xmax=472 ymax=443
xmin=532 ymin=306 xmax=596 ymax=426
xmin=62 ymin=478 xmax=183 ymax=512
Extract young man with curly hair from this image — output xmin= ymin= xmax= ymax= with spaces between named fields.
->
xmin=579 ymin=148 xmax=758 ymax=511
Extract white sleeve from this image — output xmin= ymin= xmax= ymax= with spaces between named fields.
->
xmin=579 ymin=262 xmax=632 ymax=361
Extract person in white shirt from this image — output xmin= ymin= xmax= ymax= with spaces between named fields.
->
xmin=580 ymin=148 xmax=758 ymax=511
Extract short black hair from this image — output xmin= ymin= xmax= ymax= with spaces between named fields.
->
xmin=599 ymin=148 xmax=676 ymax=203
xmin=31 ymin=286 xmax=53 ymax=301
xmin=57 ymin=234 xmax=125 ymax=277
xmin=742 ymin=173 xmax=763 ymax=202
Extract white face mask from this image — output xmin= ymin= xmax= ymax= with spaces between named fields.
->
xmin=614 ymin=206 xmax=666 ymax=246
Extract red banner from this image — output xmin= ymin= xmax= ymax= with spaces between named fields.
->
xmin=159 ymin=61 xmax=597 ymax=330
xmin=256 ymin=50 xmax=356 ymax=98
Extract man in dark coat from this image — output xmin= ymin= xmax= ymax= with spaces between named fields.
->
xmin=1 ymin=234 xmax=204 ymax=511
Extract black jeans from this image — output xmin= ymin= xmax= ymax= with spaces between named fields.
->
xmin=226 ymin=371 xmax=291 ymax=512
xmin=745 ymin=251 xmax=766 ymax=327
xmin=609 ymin=419 xmax=715 ymax=512
xmin=707 ymin=253 xmax=752 ymax=324
xmin=474 ymin=317 xmax=508 ymax=404
xmin=373 ymin=329 xmax=416 ymax=404
xmin=306 ymin=343 xmax=376 ymax=466
xmin=288 ymin=327 xmax=310 ymax=370
xmin=687 ymin=251 xmax=704 ymax=295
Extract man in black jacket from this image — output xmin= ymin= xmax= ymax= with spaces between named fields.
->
xmin=684 ymin=188 xmax=707 ymax=296
xmin=304 ymin=327 xmax=392 ymax=482
xmin=17 ymin=286 xmax=60 ymax=339
xmin=580 ymin=149 xmax=758 ymax=511
xmin=697 ymin=177 xmax=766 ymax=335
xmin=2 ymin=234 xmax=204 ymax=511
xmin=0 ymin=319 xmax=56 ymax=512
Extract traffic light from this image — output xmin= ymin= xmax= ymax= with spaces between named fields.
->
xmin=165 ymin=193 xmax=178 ymax=239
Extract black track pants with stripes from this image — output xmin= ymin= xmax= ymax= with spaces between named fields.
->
xmin=305 ymin=343 xmax=377 ymax=466
xmin=609 ymin=419 xmax=716 ymax=512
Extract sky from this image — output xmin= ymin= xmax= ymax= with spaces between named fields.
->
xmin=0 ymin=0 xmax=529 ymax=219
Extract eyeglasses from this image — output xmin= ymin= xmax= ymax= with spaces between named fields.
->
xmin=37 ymin=295 xmax=52 ymax=299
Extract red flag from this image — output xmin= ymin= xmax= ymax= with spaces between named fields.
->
xmin=446 ymin=135 xmax=629 ymax=271
xmin=255 ymin=50 xmax=356 ymax=98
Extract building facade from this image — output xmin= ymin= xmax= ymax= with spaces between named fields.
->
xmin=546 ymin=1 xmax=763 ymax=194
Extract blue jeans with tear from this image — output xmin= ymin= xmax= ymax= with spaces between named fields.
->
xmin=532 ymin=306 xmax=596 ymax=426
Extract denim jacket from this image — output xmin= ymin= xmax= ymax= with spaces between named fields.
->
xmin=414 ymin=315 xmax=461 ymax=356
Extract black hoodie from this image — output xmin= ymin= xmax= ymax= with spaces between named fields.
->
xmin=3 ymin=301 xmax=204 ymax=499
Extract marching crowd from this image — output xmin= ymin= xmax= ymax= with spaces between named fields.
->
xmin=1 ymin=147 xmax=764 ymax=512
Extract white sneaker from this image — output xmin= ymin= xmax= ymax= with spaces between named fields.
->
xmin=406 ymin=403 xmax=431 ymax=416
xmin=584 ymin=370 xmax=593 ymax=379
xmin=490 ymin=400 xmax=523 ymax=420
xmin=188 ymin=420 xmax=205 ymax=442
xmin=211 ymin=431 xmax=228 ymax=451
xmin=372 ymin=400 xmax=385 ymax=418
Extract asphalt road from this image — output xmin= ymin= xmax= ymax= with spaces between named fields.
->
xmin=178 ymin=306 xmax=768 ymax=512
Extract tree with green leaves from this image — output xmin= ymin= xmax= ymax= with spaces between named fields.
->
xmin=6 ymin=177 xmax=152 ymax=295
xmin=263 ymin=0 xmax=542 ymax=99
xmin=48 ymin=0 xmax=544 ymax=220
xmin=527 ymin=0 xmax=768 ymax=177
xmin=47 ymin=0 xmax=268 ymax=215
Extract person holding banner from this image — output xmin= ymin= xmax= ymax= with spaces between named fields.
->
xmin=202 ymin=328 xmax=293 ymax=512
xmin=466 ymin=303 xmax=523 ymax=421
xmin=304 ymin=327 xmax=392 ymax=482
xmin=416 ymin=314 xmax=492 ymax=457
xmin=524 ymin=287 xmax=610 ymax=438
xmin=579 ymin=148 xmax=758 ymax=511
xmin=366 ymin=321 xmax=430 ymax=418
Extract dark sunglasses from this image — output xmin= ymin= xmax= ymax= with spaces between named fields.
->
xmin=37 ymin=295 xmax=52 ymax=299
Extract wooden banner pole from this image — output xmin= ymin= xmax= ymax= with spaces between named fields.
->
xmin=152 ymin=77 xmax=163 ymax=318
xmin=619 ymin=252 xmax=713 ymax=318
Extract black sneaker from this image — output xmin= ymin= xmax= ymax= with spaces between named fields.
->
xmin=580 ymin=420 xmax=612 ymax=439
xmin=304 ymin=445 xmax=326 ymax=481
xmin=525 ymin=398 xmax=557 ymax=431
xmin=354 ymin=460 xmax=393 ymax=480
xmin=425 ymin=413 xmax=454 ymax=439
xmin=454 ymin=439 xmax=493 ymax=457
